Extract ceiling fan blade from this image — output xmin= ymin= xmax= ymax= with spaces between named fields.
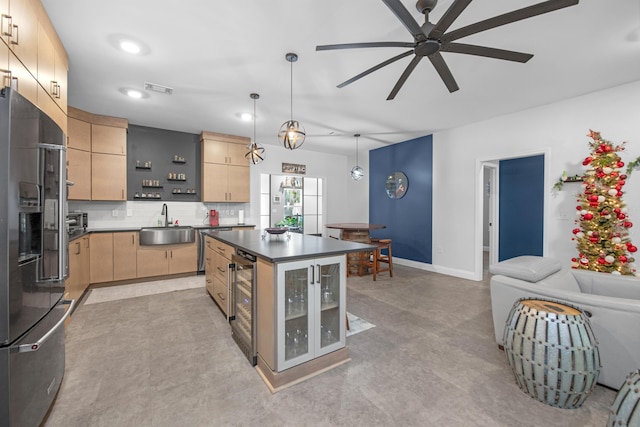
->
xmin=316 ymin=41 xmax=415 ymax=51
xmin=381 ymin=0 xmax=427 ymax=42
xmin=337 ymin=50 xmax=414 ymax=88
xmin=442 ymin=0 xmax=579 ymax=43
xmin=387 ymin=56 xmax=422 ymax=100
xmin=428 ymin=0 xmax=473 ymax=40
xmin=427 ymin=52 xmax=459 ymax=93
xmin=442 ymin=43 xmax=533 ymax=63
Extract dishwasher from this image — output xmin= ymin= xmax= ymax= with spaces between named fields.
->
xmin=197 ymin=227 xmax=231 ymax=273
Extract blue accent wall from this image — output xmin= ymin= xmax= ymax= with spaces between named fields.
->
xmin=499 ymin=155 xmax=544 ymax=260
xmin=369 ymin=135 xmax=432 ymax=263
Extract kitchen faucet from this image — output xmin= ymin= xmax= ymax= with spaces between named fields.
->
xmin=161 ymin=203 xmax=168 ymax=227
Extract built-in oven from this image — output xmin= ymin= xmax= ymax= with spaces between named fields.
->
xmin=230 ymin=249 xmax=257 ymax=366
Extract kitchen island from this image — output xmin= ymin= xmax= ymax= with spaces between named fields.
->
xmin=205 ymin=229 xmax=375 ymax=391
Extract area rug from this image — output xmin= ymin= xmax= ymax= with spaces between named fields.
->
xmin=83 ymin=276 xmax=205 ymax=305
xmin=346 ymin=312 xmax=376 ymax=337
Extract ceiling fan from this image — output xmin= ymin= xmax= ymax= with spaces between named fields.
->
xmin=316 ymin=0 xmax=579 ymax=99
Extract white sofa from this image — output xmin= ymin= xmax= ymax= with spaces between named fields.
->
xmin=490 ymin=256 xmax=640 ymax=390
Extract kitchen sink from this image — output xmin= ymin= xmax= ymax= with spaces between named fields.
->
xmin=139 ymin=226 xmax=196 ymax=246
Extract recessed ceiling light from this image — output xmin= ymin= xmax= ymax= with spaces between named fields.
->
xmin=241 ymin=113 xmax=253 ymax=121
xmin=120 ymin=41 xmax=141 ymax=54
xmin=127 ymin=89 xmax=143 ymax=99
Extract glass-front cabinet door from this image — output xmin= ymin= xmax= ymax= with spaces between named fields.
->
xmin=276 ymin=255 xmax=346 ymax=371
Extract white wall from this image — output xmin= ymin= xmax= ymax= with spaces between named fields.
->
xmin=432 ymin=80 xmax=640 ymax=280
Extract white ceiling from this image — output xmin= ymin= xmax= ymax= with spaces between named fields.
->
xmin=42 ymin=0 xmax=640 ymax=156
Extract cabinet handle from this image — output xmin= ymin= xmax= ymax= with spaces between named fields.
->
xmin=310 ymin=265 xmax=314 ymax=284
xmin=131 ymin=235 xmax=134 ymax=245
xmin=85 ymin=237 xmax=90 ymax=249
xmin=121 ymin=189 xmax=124 ymax=199
xmin=9 ymin=23 xmax=18 ymax=45
xmin=316 ymin=264 xmax=321 ymax=284
xmin=75 ymin=242 xmax=81 ymax=255
xmin=217 ymin=292 xmax=225 ymax=302
xmin=165 ymin=251 xmax=168 ymax=259
xmin=1 ymin=14 xmax=12 ymax=37
xmin=51 ymin=81 xmax=58 ymax=96
xmin=170 ymin=251 xmax=173 ymax=259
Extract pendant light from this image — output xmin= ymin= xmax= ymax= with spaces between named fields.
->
xmin=350 ymin=133 xmax=364 ymax=181
xmin=278 ymin=53 xmax=306 ymax=150
xmin=245 ymin=93 xmax=265 ymax=164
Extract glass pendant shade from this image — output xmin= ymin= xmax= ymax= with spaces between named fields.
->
xmin=278 ymin=120 xmax=306 ymax=150
xmin=279 ymin=53 xmax=305 ymax=150
xmin=350 ymin=133 xmax=364 ymax=181
xmin=351 ymin=165 xmax=364 ymax=181
xmin=245 ymin=93 xmax=265 ymax=164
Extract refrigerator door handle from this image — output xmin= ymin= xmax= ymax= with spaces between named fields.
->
xmin=16 ymin=299 xmax=76 ymax=353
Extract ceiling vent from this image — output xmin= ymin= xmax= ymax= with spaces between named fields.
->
xmin=144 ymin=82 xmax=173 ymax=95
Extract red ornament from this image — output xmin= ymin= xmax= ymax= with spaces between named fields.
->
xmin=600 ymin=210 xmax=609 ymax=216
xmin=572 ymin=258 xmax=578 ymax=262
xmin=619 ymin=255 xmax=628 ymax=263
xmin=617 ymin=191 xmax=623 ymax=197
xmin=572 ymin=228 xmax=580 ymax=234
xmin=629 ymin=246 xmax=638 ymax=253
xmin=576 ymin=205 xmax=583 ymax=211
xmin=604 ymin=145 xmax=612 ymax=152
xmin=621 ymin=174 xmax=628 ymax=180
xmin=589 ymin=202 xmax=599 ymax=207
xmin=589 ymin=195 xmax=598 ymax=202
xmin=597 ymin=257 xmax=606 ymax=264
xmin=590 ymin=237 xmax=599 ymax=243
xmin=618 ymin=213 xmax=626 ymax=220
xmin=584 ymin=213 xmax=594 ymax=220
xmin=617 ymin=161 xmax=624 ymax=167
xmin=583 ymin=157 xmax=592 ymax=165
xmin=614 ymin=208 xmax=621 ymax=214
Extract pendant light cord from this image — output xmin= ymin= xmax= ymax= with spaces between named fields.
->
xmin=253 ymin=97 xmax=257 ymax=142
xmin=290 ymin=59 xmax=293 ymax=121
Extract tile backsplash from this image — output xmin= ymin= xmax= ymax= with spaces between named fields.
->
xmin=69 ymin=201 xmax=252 ymax=229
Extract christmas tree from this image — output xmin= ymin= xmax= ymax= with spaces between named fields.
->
xmin=571 ymin=130 xmax=637 ymax=275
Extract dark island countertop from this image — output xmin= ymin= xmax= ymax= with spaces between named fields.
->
xmin=205 ymin=229 xmax=376 ymax=263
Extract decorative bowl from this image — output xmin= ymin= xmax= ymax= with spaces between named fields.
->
xmin=265 ymin=227 xmax=288 ymax=235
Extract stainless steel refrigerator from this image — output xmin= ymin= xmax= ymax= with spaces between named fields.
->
xmin=0 ymin=87 xmax=74 ymax=427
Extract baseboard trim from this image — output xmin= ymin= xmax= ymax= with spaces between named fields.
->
xmin=392 ymin=258 xmax=478 ymax=281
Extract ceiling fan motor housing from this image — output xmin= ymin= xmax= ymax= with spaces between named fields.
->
xmin=416 ymin=0 xmax=438 ymax=14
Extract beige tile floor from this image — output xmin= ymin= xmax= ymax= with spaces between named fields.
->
xmin=44 ymin=264 xmax=617 ymax=426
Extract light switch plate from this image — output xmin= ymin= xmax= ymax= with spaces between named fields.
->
xmin=127 ymin=209 xmax=133 ymax=217
xmin=112 ymin=209 xmax=118 ymax=217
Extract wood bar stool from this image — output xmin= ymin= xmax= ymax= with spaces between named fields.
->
xmin=359 ymin=238 xmax=393 ymax=281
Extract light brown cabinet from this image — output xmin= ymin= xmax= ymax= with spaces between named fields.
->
xmin=90 ymin=232 xmax=138 ymax=284
xmin=6 ymin=0 xmax=38 ymax=74
xmin=65 ymin=235 xmax=90 ymax=302
xmin=92 ymin=124 xmax=127 ymax=155
xmin=1 ymin=0 xmax=68 ymax=132
xmin=68 ymin=107 xmax=128 ymax=201
xmin=91 ymin=152 xmax=126 ymax=201
xmin=89 ymin=233 xmax=114 ymax=284
xmin=113 ymin=232 xmax=137 ymax=281
xmin=6 ymin=50 xmax=37 ymax=106
xmin=205 ymin=236 xmax=234 ymax=316
xmin=136 ymin=242 xmax=197 ymax=278
xmin=66 ymin=147 xmax=91 ymax=200
xmin=201 ymin=131 xmax=250 ymax=203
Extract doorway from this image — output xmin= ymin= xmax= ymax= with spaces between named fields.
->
xmin=259 ymin=174 xmax=324 ymax=235
xmin=478 ymin=153 xmax=546 ymax=279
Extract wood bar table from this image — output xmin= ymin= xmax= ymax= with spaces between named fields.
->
xmin=325 ymin=223 xmax=386 ymax=276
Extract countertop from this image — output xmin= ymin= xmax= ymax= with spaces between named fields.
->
xmin=68 ymin=224 xmax=255 ymax=241
xmin=205 ymin=229 xmax=376 ymax=263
